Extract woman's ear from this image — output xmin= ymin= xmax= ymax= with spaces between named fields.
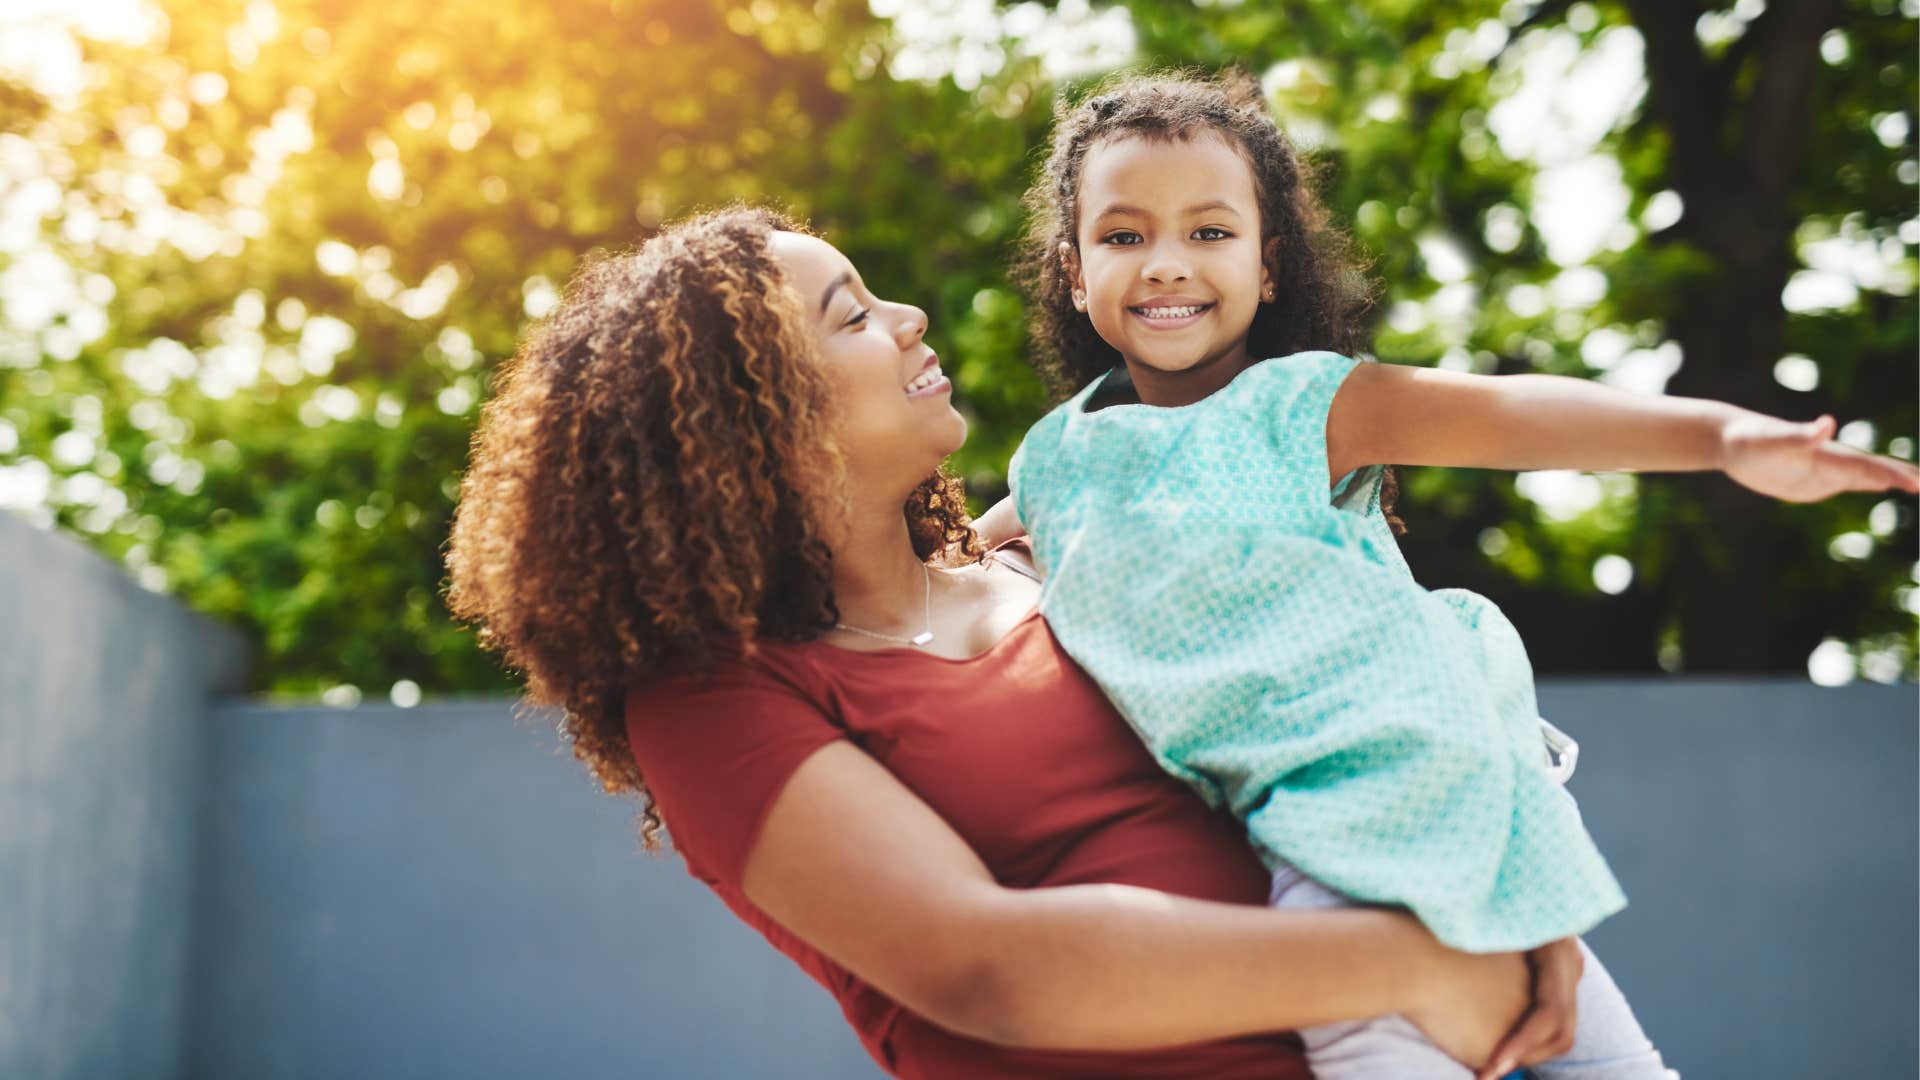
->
xmin=1059 ymin=240 xmax=1087 ymax=312
xmin=1259 ymin=235 xmax=1281 ymax=303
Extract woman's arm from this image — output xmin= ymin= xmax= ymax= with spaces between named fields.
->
xmin=741 ymin=739 xmax=1534 ymax=1072
xmin=1327 ymin=362 xmax=1920 ymax=499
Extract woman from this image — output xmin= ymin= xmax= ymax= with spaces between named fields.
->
xmin=445 ymin=207 xmax=1575 ymax=1079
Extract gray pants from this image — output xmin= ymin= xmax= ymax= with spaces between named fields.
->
xmin=1270 ymin=869 xmax=1677 ymax=1079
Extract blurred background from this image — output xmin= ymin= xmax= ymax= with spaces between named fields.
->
xmin=0 ymin=0 xmax=1914 ymax=696
xmin=1 ymin=1 xmax=1915 ymax=1078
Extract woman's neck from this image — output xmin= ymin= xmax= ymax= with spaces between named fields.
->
xmin=826 ymin=498 xmax=929 ymax=625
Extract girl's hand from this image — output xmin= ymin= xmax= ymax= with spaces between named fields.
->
xmin=1722 ymin=413 xmax=1920 ymax=502
xmin=1479 ymin=936 xmax=1585 ymax=1079
xmin=1403 ymin=947 xmax=1532 ymax=1075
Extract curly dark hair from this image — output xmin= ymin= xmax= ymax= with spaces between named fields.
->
xmin=1014 ymin=68 xmax=1401 ymax=528
xmin=445 ymin=206 xmax=982 ymax=847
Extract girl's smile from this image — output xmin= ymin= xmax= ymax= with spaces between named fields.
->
xmin=1128 ymin=296 xmax=1217 ymax=329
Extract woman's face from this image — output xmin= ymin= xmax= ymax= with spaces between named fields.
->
xmin=769 ymin=230 xmax=965 ymax=494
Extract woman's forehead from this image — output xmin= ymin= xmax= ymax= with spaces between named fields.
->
xmin=769 ymin=230 xmax=849 ymax=288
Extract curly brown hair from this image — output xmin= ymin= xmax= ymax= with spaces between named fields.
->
xmin=445 ymin=206 xmax=981 ymax=847
xmin=1014 ymin=68 xmax=1402 ymax=528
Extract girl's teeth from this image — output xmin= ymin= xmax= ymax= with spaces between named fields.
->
xmin=906 ymin=368 xmax=942 ymax=393
xmin=1136 ymin=305 xmax=1205 ymax=318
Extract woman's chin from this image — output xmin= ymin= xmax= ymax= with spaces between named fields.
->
xmin=936 ymin=411 xmax=969 ymax=456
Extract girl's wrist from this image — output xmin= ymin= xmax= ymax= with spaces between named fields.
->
xmin=1702 ymin=400 xmax=1753 ymax=473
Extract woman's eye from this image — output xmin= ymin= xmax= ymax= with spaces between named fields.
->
xmin=1195 ymin=227 xmax=1232 ymax=241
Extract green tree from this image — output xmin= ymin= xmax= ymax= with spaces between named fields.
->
xmin=0 ymin=0 xmax=1911 ymax=699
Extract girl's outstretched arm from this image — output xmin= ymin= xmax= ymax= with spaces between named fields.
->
xmin=1327 ymin=362 xmax=1920 ymax=501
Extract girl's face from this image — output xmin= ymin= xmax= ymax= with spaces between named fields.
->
xmin=768 ymin=230 xmax=965 ymax=494
xmin=1066 ymin=132 xmax=1273 ymax=405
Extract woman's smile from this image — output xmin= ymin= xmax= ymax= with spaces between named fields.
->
xmin=905 ymin=355 xmax=951 ymax=398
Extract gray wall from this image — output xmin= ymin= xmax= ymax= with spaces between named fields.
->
xmin=179 ymin=686 xmax=1917 ymax=1080
xmin=0 ymin=511 xmax=248 ymax=1080
xmin=183 ymin=702 xmax=883 ymax=1080
xmin=1561 ymin=681 xmax=1917 ymax=1078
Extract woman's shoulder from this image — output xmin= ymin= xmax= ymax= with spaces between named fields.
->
xmin=630 ymin=636 xmax=840 ymax=719
xmin=623 ymin=645 xmax=847 ymax=885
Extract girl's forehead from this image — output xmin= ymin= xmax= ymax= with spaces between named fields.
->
xmin=1078 ymin=131 xmax=1258 ymax=211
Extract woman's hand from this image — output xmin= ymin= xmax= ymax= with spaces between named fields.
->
xmin=1722 ymin=413 xmax=1920 ymax=502
xmin=1480 ymin=936 xmax=1584 ymax=1079
xmin=1403 ymin=946 xmax=1532 ymax=1076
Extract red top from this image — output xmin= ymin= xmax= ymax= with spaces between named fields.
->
xmin=624 ymin=603 xmax=1309 ymax=1079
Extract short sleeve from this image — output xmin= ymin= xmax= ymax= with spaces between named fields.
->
xmin=1263 ymin=350 xmax=1363 ymax=493
xmin=624 ymin=660 xmax=846 ymax=887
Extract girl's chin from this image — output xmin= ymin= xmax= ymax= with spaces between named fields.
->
xmin=1126 ymin=354 xmax=1208 ymax=377
xmin=1126 ymin=343 xmax=1247 ymax=373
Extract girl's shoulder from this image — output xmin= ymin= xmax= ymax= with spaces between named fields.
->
xmin=1204 ymin=352 xmax=1367 ymax=492
xmin=1238 ymin=350 xmax=1369 ymax=431
xmin=1234 ymin=350 xmax=1361 ymax=408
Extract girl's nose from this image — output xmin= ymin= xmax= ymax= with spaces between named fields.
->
xmin=1143 ymin=249 xmax=1191 ymax=284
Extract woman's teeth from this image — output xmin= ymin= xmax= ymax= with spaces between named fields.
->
xmin=1132 ymin=304 xmax=1209 ymax=319
xmin=904 ymin=367 xmax=944 ymax=393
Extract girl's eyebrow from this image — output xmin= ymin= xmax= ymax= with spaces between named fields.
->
xmin=1092 ymin=199 xmax=1243 ymax=221
xmin=818 ymin=270 xmax=854 ymax=315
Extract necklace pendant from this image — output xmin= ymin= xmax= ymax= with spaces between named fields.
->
xmin=909 ymin=630 xmax=934 ymax=646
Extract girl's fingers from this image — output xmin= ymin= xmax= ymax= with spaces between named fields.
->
xmin=1849 ymin=451 xmax=1920 ymax=493
xmin=1814 ymin=442 xmax=1920 ymax=494
xmin=1879 ymin=456 xmax=1920 ymax=493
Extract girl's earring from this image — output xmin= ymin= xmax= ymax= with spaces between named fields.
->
xmin=1072 ymin=292 xmax=1086 ymax=311
xmin=1261 ymin=287 xmax=1274 ymax=302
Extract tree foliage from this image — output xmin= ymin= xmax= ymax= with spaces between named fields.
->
xmin=0 ymin=0 xmax=1912 ymax=699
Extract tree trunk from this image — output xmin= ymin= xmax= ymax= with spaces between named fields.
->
xmin=1625 ymin=0 xmax=1848 ymax=671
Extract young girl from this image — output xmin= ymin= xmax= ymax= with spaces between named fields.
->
xmin=981 ymin=72 xmax=1920 ymax=1079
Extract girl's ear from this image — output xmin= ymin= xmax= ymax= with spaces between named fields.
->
xmin=1059 ymin=240 xmax=1087 ymax=312
xmin=1259 ymin=235 xmax=1281 ymax=303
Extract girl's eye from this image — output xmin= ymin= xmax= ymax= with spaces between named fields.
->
xmin=843 ymin=307 xmax=870 ymax=329
xmin=1102 ymin=231 xmax=1142 ymax=246
xmin=1195 ymin=227 xmax=1232 ymax=241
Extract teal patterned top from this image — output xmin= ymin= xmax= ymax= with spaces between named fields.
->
xmin=1008 ymin=351 xmax=1625 ymax=952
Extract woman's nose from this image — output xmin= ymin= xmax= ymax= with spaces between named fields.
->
xmin=893 ymin=304 xmax=928 ymax=347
